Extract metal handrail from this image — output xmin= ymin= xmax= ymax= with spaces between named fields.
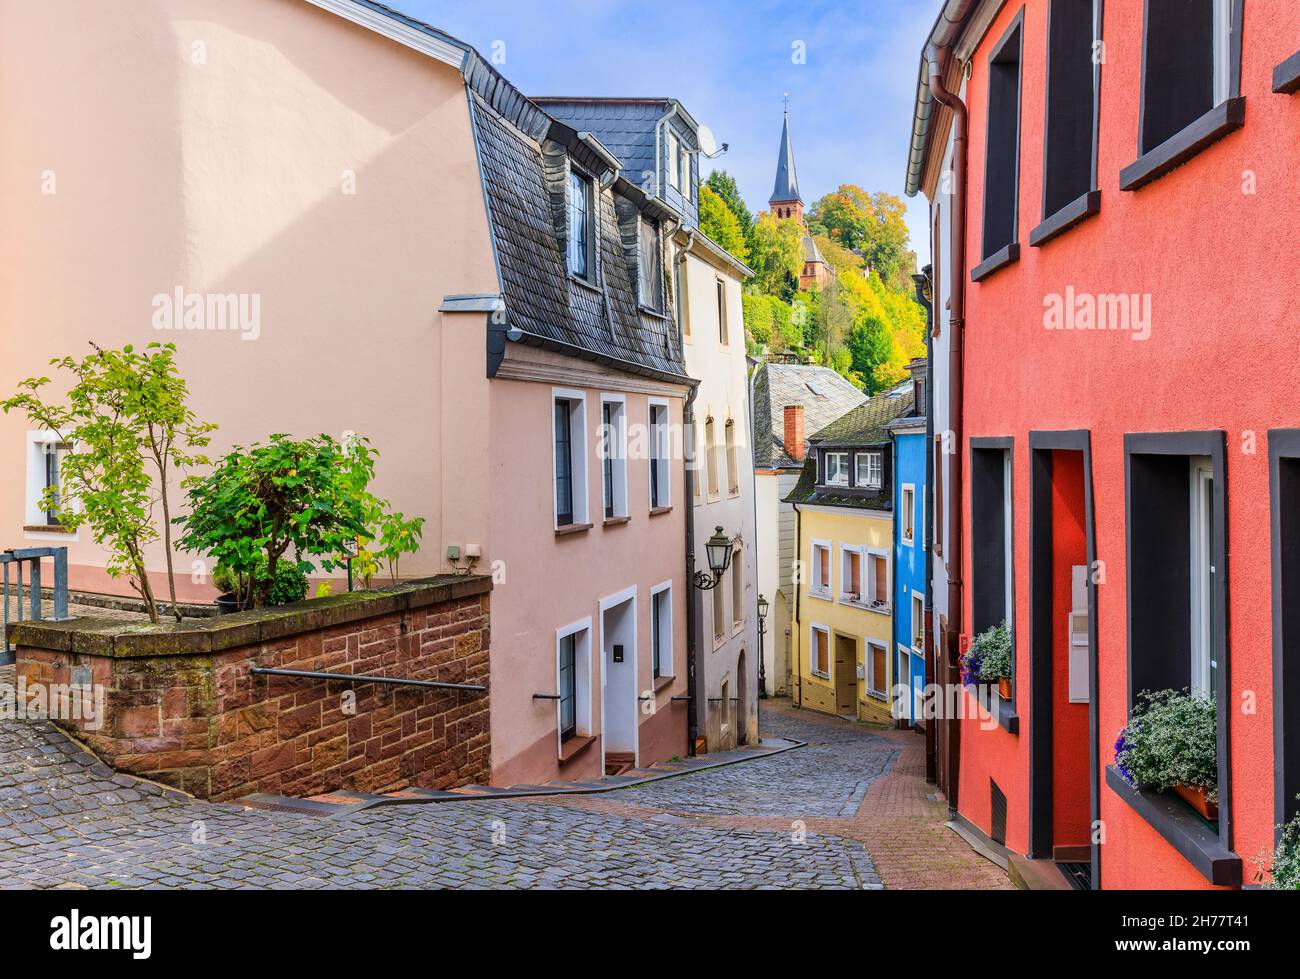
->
xmin=250 ymin=666 xmax=486 ymax=693
xmin=2 ymin=546 xmax=70 ymax=665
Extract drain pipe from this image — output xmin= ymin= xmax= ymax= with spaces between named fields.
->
xmin=927 ymin=37 xmax=969 ymax=818
xmin=678 ymin=235 xmax=701 ymax=756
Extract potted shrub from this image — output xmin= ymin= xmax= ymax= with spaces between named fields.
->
xmin=961 ymin=621 xmax=1012 ymax=699
xmin=1114 ymin=689 xmax=1218 ymax=820
xmin=1258 ymin=808 xmax=1300 ymax=889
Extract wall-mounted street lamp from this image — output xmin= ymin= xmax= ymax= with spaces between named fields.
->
xmin=757 ymin=593 xmax=769 ymax=699
xmin=692 ymin=526 xmax=734 ymax=591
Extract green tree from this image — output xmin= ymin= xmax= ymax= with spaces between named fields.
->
xmin=176 ymin=434 xmax=370 ymax=608
xmin=846 ymin=314 xmax=896 ymax=394
xmin=705 ymin=170 xmax=754 ymax=240
xmin=699 ymin=184 xmax=749 ymax=263
xmin=810 ymin=185 xmax=913 ymax=288
xmin=748 ymin=212 xmax=804 ymax=298
xmin=2 ymin=342 xmax=214 ymax=623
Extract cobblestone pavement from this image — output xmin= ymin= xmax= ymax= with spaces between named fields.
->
xmin=0 ymin=677 xmax=1006 ymax=889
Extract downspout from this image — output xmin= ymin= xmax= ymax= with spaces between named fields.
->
xmin=927 ymin=39 xmax=968 ymax=817
xmin=917 ymin=265 xmax=938 ymax=784
xmin=792 ymin=501 xmax=803 ymax=707
xmin=678 ymin=233 xmax=700 ymax=755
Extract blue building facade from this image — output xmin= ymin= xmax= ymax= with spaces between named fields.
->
xmin=890 ymin=361 xmax=928 ymax=725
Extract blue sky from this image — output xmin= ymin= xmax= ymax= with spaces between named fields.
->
xmin=403 ymin=0 xmax=937 ymax=264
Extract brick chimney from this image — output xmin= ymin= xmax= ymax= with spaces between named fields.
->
xmin=784 ymin=405 xmax=806 ymax=461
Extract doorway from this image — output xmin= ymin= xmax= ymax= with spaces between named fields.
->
xmin=834 ymin=634 xmax=859 ymax=718
xmin=737 ymin=649 xmax=750 ymax=745
xmin=600 ymin=588 xmax=637 ymax=775
xmin=1029 ymin=433 xmax=1098 ymax=889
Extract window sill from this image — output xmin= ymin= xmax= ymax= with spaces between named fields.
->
xmin=808 ymin=589 xmax=833 ymax=603
xmin=24 ymin=524 xmax=75 ymax=535
xmin=569 ymin=273 xmax=601 ymax=293
xmin=731 ymin=621 xmax=745 ymax=638
xmin=649 ymin=506 xmax=673 ymax=517
xmin=839 ymin=597 xmax=891 ymax=615
xmin=559 ymin=733 xmax=598 ymax=764
xmin=970 ymin=242 xmax=1020 ymax=283
xmin=555 ymin=523 xmax=593 ymax=537
xmin=965 ymin=682 xmax=1019 ymax=734
xmin=1104 ymin=766 xmax=1241 ymax=886
xmin=653 ymin=674 xmax=675 ymax=693
xmin=810 ymin=671 xmax=831 ymax=682
xmin=1275 ymin=50 xmax=1300 ymax=94
xmin=1029 ymin=190 xmax=1101 ymax=248
xmin=603 ymin=515 xmax=631 ymax=527
xmin=638 ymin=304 xmax=671 ymax=321
xmin=1120 ymin=98 xmax=1246 ymax=191
xmin=901 ymin=535 xmax=915 ymax=548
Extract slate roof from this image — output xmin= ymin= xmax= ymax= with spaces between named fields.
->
xmin=751 ymin=363 xmax=867 ymax=470
xmin=469 ymin=97 xmax=688 ymax=381
xmin=809 ymin=386 xmax=915 ymax=448
xmin=802 ymin=235 xmax=829 ymax=267
xmin=770 ymin=111 xmax=801 ymax=204
xmin=532 ymin=99 xmax=686 ymax=189
xmin=784 ymin=386 xmax=916 ymax=512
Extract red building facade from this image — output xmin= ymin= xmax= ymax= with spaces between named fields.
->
xmin=907 ymin=0 xmax=1300 ymax=888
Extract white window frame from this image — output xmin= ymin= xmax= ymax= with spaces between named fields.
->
xmin=839 ymin=544 xmax=866 ymax=604
xmin=895 ymin=643 xmax=914 ymax=722
xmin=901 ymin=483 xmax=917 ymax=546
xmin=599 ymin=394 xmax=628 ymax=521
xmin=704 ymin=415 xmax=720 ymax=499
xmin=650 ymin=580 xmax=674 ymax=679
xmin=810 ymin=539 xmax=832 ymax=600
xmin=865 ymin=547 xmax=892 ymax=611
xmin=866 ymin=639 xmax=888 ymax=700
xmin=810 ymin=623 xmax=831 ymax=679
xmin=911 ymin=590 xmax=926 ymax=652
xmin=647 ymin=398 xmax=671 ymax=510
xmin=25 ymin=431 xmax=79 ymax=541
xmin=724 ymin=418 xmax=739 ymax=497
xmin=824 ymin=451 xmax=850 ymax=487
xmin=856 ymin=450 xmax=883 ymax=489
xmin=716 ymin=279 xmax=729 ymax=346
xmin=666 ymin=131 xmax=681 ymax=192
xmin=1190 ymin=458 xmax=1215 ymax=699
xmin=555 ymin=618 xmax=594 ymax=753
xmin=1212 ymin=0 xmax=1232 ymax=106
xmin=712 ymin=567 xmax=727 ymax=645
xmin=730 ymin=544 xmax=744 ymax=631
xmin=552 ymin=388 xmax=589 ymax=529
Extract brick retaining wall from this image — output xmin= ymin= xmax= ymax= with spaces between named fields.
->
xmin=10 ymin=576 xmax=491 ymax=801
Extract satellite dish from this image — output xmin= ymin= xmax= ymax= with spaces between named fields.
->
xmin=697 ymin=125 xmax=718 ymax=158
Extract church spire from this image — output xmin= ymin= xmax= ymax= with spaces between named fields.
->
xmin=770 ymin=97 xmax=802 ymax=207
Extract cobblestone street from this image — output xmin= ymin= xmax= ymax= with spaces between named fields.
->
xmin=0 ymin=673 xmax=1008 ymax=889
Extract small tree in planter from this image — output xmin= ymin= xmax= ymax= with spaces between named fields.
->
xmin=961 ymin=621 xmax=1012 ymax=698
xmin=1114 ymin=689 xmax=1218 ymax=820
xmin=176 ymin=434 xmax=369 ymax=608
xmin=1 ymin=342 xmax=214 ymax=623
xmin=337 ymin=436 xmax=425 ymax=588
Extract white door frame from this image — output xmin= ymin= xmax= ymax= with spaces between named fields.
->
xmin=598 ymin=585 xmax=639 ymax=769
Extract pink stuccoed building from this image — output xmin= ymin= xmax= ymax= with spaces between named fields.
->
xmin=0 ymin=0 xmax=715 ymax=785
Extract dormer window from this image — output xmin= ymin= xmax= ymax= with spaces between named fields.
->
xmin=666 ymin=132 xmax=681 ymax=192
xmin=678 ymin=145 xmax=691 ymax=202
xmin=568 ymin=170 xmax=594 ymax=280
xmin=856 ymin=451 xmax=883 ymax=489
xmin=639 ymin=218 xmax=663 ymax=310
xmin=824 ymin=451 xmax=849 ymax=487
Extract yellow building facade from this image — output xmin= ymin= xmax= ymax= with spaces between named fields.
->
xmin=790 ymin=504 xmax=896 ymax=724
xmin=784 ymin=386 xmax=916 ymax=725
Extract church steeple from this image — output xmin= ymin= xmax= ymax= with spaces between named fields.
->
xmin=769 ymin=98 xmax=803 ymax=222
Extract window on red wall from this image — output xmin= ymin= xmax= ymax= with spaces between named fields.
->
xmin=981 ymin=14 xmax=1023 ymax=259
xmin=1140 ymin=0 xmax=1238 ymax=153
xmin=1043 ymin=0 xmax=1101 ymax=218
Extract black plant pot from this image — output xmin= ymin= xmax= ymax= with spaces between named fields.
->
xmin=215 ymin=593 xmax=243 ymax=615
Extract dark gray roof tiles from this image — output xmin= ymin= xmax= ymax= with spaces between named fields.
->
xmin=470 ymin=94 xmax=687 ymax=381
xmin=751 ymin=363 xmax=868 ymax=469
xmin=770 ymin=111 xmax=801 ymax=204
